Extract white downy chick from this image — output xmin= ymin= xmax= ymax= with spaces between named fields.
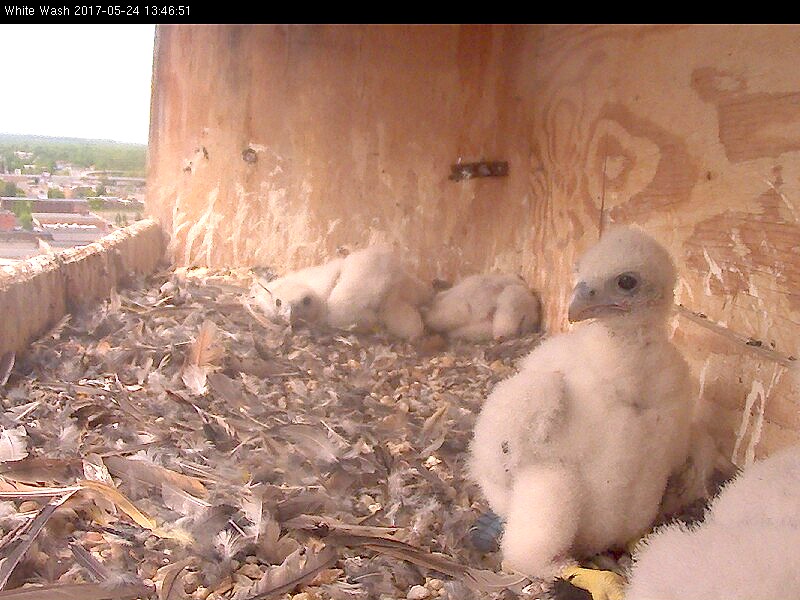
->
xmin=493 ymin=283 xmax=541 ymax=340
xmin=326 ymin=244 xmax=402 ymax=331
xmin=658 ymin=419 xmax=735 ymax=522
xmin=425 ymin=274 xmax=540 ymax=341
xmin=252 ymin=244 xmax=430 ymax=339
xmin=469 ymin=226 xmax=693 ymax=581
xmin=627 ymin=445 xmax=800 ymax=600
xmin=379 ymin=272 xmax=435 ymax=340
xmin=326 ymin=244 xmax=431 ymax=339
xmin=252 ymin=258 xmax=344 ymax=326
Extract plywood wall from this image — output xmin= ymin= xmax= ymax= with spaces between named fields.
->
xmin=147 ymin=24 xmax=800 ymax=463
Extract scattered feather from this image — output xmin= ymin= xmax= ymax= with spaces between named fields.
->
xmin=1 ymin=268 xmax=549 ymax=599
xmin=156 ymin=558 xmax=195 ymax=600
xmin=282 ymin=424 xmax=343 ymax=465
xmin=0 ymin=582 xmax=153 ymax=599
xmin=0 ymin=490 xmax=77 ymax=589
xmin=185 ymin=320 xmax=224 ymax=370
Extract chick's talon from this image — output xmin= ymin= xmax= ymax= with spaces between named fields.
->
xmin=562 ymin=566 xmax=626 ymax=600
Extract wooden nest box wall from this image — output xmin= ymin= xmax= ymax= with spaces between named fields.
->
xmin=147 ymin=24 xmax=800 ymax=464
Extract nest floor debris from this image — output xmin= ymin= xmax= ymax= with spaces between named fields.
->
xmin=0 ymin=267 xmax=547 ymax=600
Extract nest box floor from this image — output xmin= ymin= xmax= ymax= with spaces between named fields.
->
xmin=1 ymin=268 xmax=551 ymax=600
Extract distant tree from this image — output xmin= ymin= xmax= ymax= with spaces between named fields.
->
xmin=73 ymin=186 xmax=93 ymax=197
xmin=47 ymin=188 xmax=65 ymax=199
xmin=88 ymin=198 xmax=104 ymax=211
xmin=115 ymin=214 xmax=122 ymax=227
xmin=1 ymin=181 xmax=18 ymax=197
xmin=11 ymin=200 xmax=33 ymax=230
xmin=96 ymin=178 xmax=109 ymax=196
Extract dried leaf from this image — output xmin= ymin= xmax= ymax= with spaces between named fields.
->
xmin=0 ymin=427 xmax=28 ymax=463
xmin=109 ymin=287 xmax=122 ymax=313
xmin=161 ymin=483 xmax=211 ymax=518
xmin=103 ymin=455 xmax=209 ymax=498
xmin=185 ymin=320 xmax=224 ymax=370
xmin=0 ymin=490 xmax=76 ymax=589
xmin=0 ymin=353 xmax=14 ymax=387
xmin=69 ymin=543 xmax=110 ymax=582
xmin=297 ymin=517 xmax=529 ymax=593
xmin=82 ymin=455 xmax=115 ymax=486
xmin=231 ymin=544 xmax=338 ymax=600
xmin=275 ymin=492 xmax=332 ymax=523
xmin=0 ymin=457 xmax=78 ymax=484
xmin=283 ymin=514 xmax=400 ymax=538
xmin=420 ymin=402 xmax=450 ymax=439
xmin=82 ymin=454 xmax=117 ymax=516
xmin=241 ymin=496 xmax=263 ymax=542
xmin=181 ymin=364 xmax=208 ymax=395
xmin=207 ymin=372 xmax=244 ymax=406
xmin=76 ymin=479 xmax=157 ymax=530
xmin=157 ymin=558 xmax=195 ymax=600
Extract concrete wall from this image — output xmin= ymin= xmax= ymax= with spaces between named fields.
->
xmin=147 ymin=24 xmax=800 ymax=463
xmin=0 ymin=219 xmax=165 ymax=358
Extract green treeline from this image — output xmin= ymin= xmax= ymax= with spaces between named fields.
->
xmin=0 ymin=134 xmax=146 ymax=177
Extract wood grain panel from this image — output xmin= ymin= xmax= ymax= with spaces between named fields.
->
xmin=148 ymin=24 xmax=800 ymax=462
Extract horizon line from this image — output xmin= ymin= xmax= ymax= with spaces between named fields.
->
xmin=0 ymin=132 xmax=148 ymax=146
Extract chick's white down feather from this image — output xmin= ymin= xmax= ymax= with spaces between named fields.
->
xmin=425 ymin=274 xmax=540 ymax=341
xmin=253 ymin=245 xmax=431 ymax=339
xmin=252 ymin=258 xmax=344 ymax=325
xmin=627 ymin=445 xmax=800 ymax=600
xmin=469 ymin=227 xmax=693 ymax=579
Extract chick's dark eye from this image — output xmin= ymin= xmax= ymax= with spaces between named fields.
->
xmin=275 ymin=298 xmax=282 ymax=307
xmin=302 ymin=296 xmax=312 ymax=306
xmin=617 ymin=274 xmax=638 ymax=291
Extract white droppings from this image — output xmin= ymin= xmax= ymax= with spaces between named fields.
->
xmin=733 ymin=379 xmax=765 ymax=467
xmin=765 ymin=177 xmax=800 ymax=222
xmin=702 ymin=247 xmax=724 ymax=296
xmin=183 ymin=186 xmax=222 ymax=266
xmin=696 ymin=357 xmax=710 ymax=403
xmin=730 ymin=227 xmax=750 ymax=259
xmin=732 ymin=365 xmax=786 ymax=466
xmin=675 ymin=276 xmax=695 ymax=304
xmin=747 ymin=277 xmax=759 ymax=298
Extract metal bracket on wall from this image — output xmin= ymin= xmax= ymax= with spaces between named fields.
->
xmin=449 ymin=160 xmax=509 ymax=181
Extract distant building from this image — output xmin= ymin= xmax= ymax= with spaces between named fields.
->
xmin=31 ymin=212 xmax=110 ymax=246
xmin=0 ymin=210 xmax=17 ymax=232
xmin=0 ymin=198 xmax=90 ymax=215
xmin=32 ymin=212 xmax=109 ymax=231
xmin=0 ymin=229 xmax=55 ymax=260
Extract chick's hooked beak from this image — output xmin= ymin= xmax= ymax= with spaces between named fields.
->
xmin=568 ymin=281 xmax=629 ymax=322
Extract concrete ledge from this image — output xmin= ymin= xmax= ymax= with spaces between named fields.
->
xmin=0 ymin=219 xmax=166 ymax=357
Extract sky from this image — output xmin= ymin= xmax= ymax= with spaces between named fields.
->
xmin=0 ymin=25 xmax=155 ymax=145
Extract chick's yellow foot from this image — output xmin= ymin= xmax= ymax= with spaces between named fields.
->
xmin=561 ymin=566 xmax=626 ymax=600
